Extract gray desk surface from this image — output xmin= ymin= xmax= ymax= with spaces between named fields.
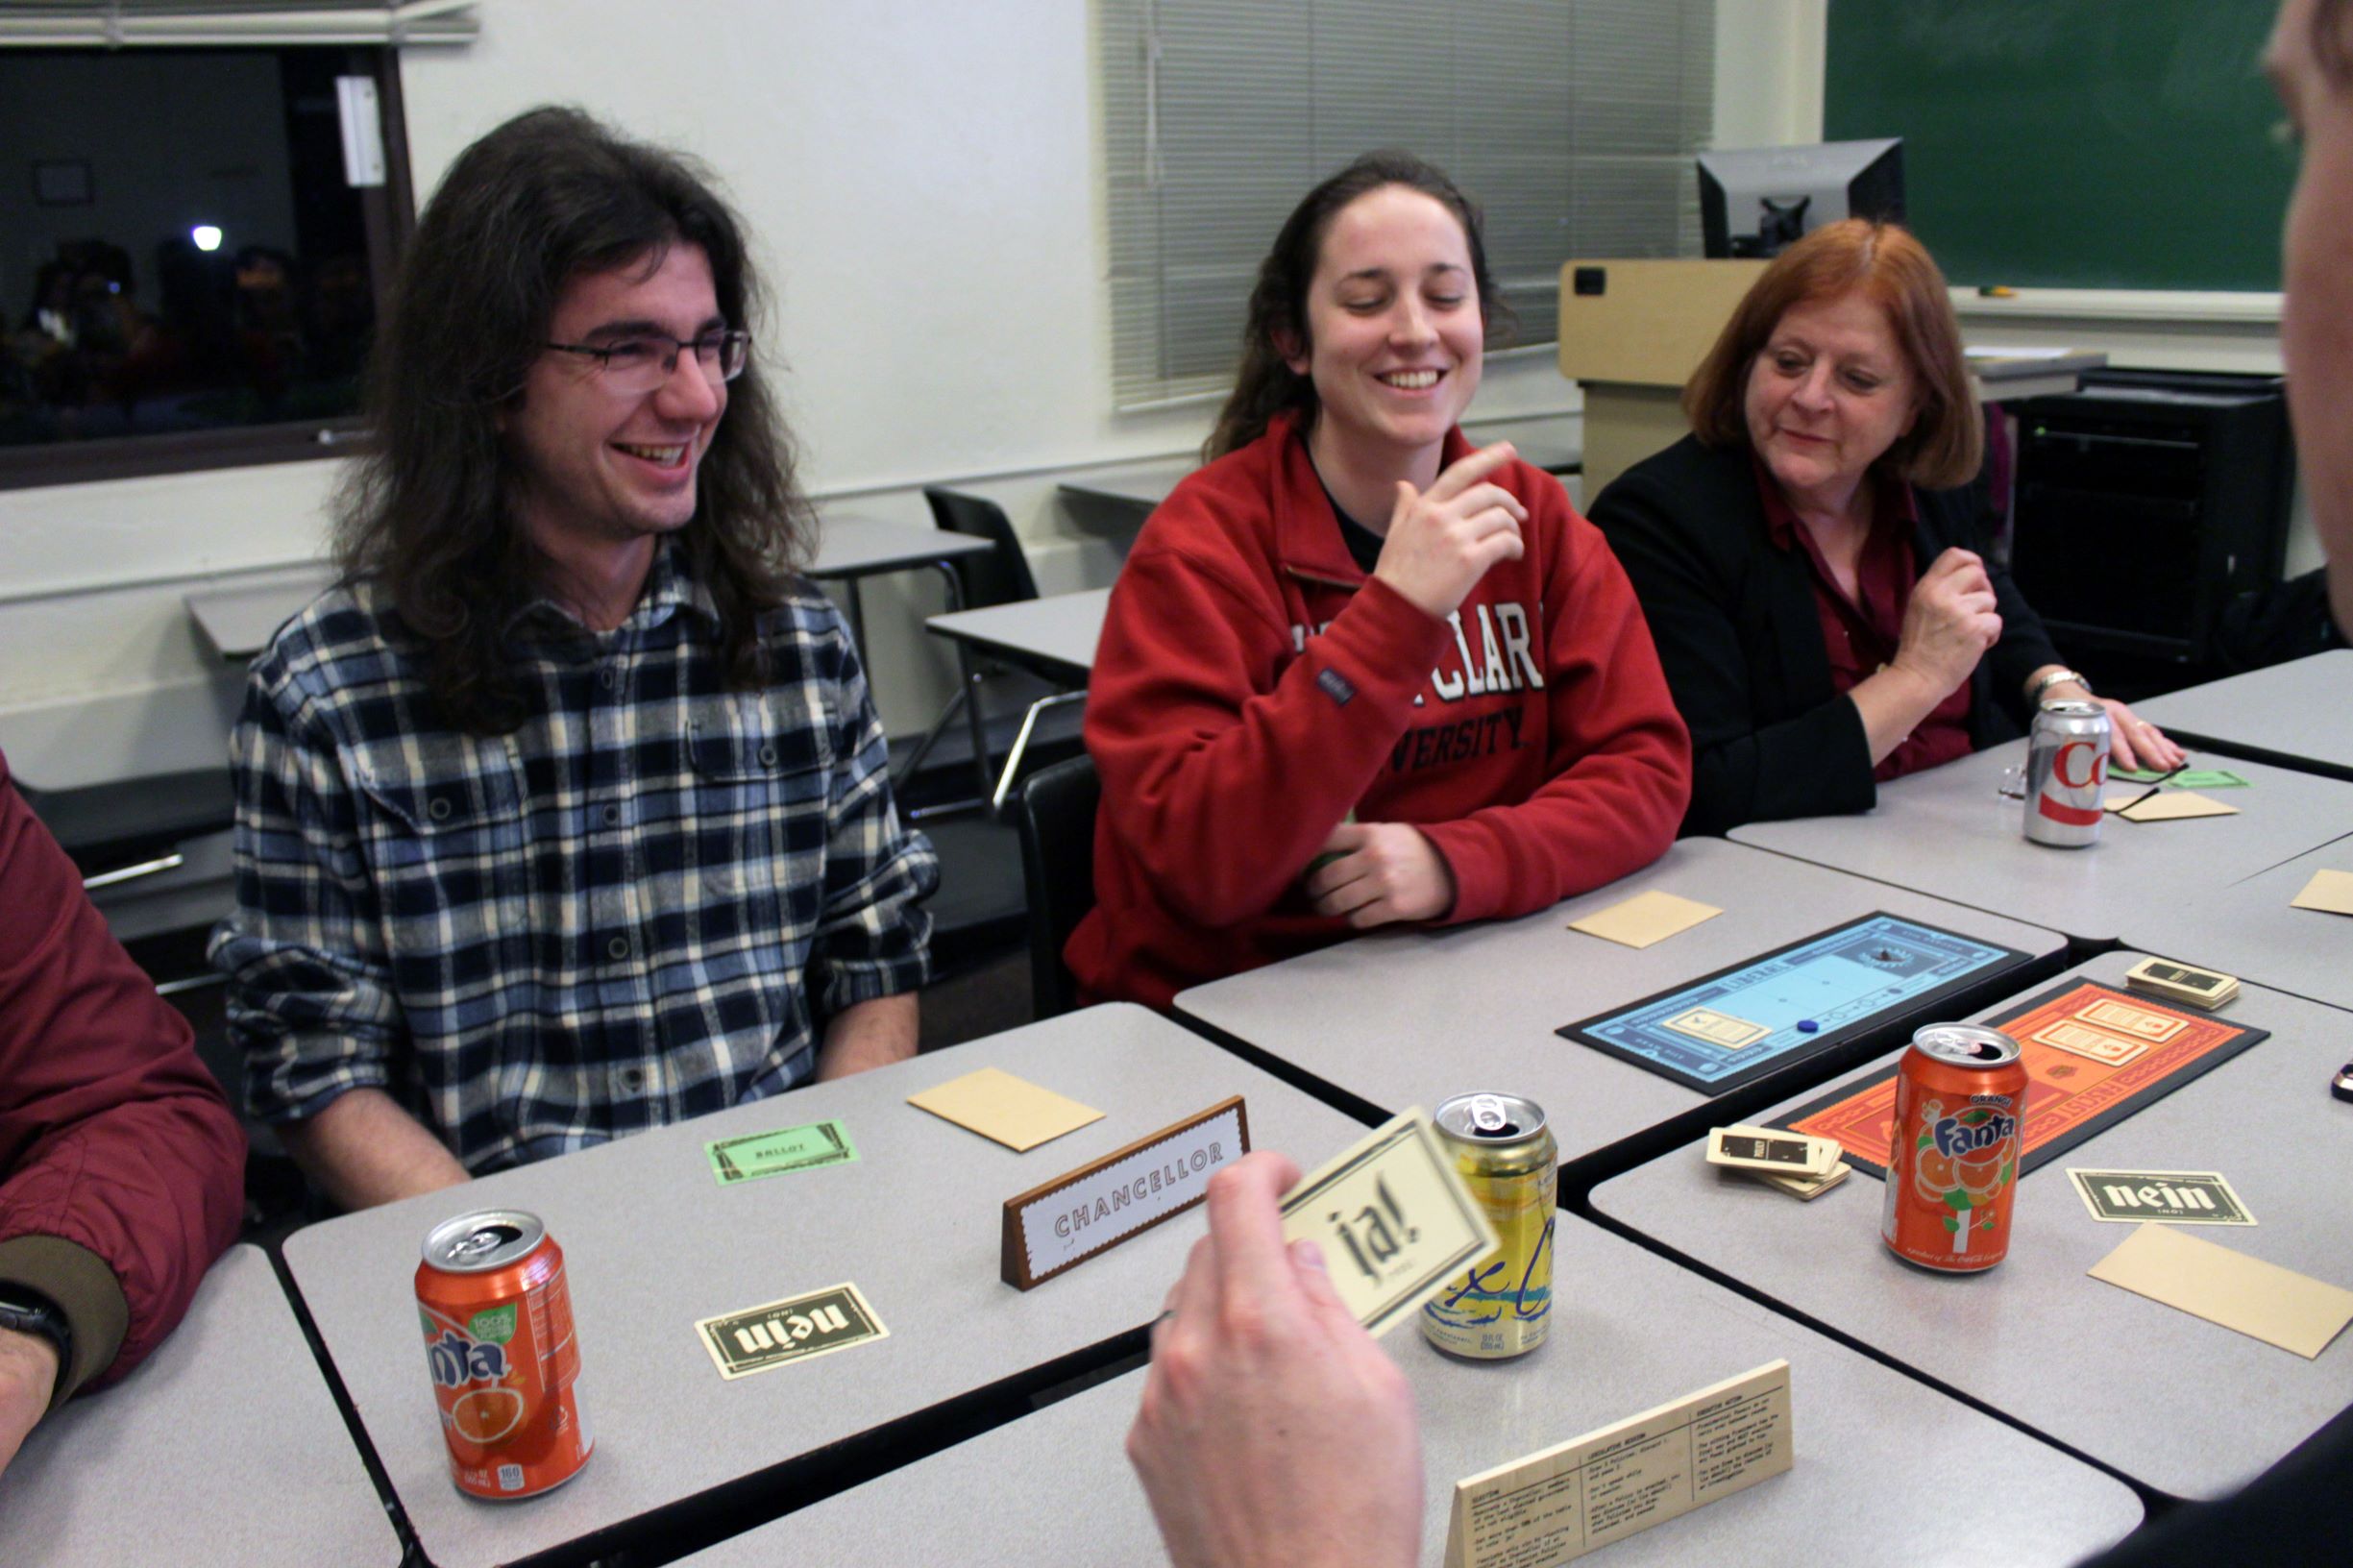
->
xmin=1729 ymin=739 xmax=2353 ymax=944
xmin=1175 ymin=837 xmax=2063 ymax=1164
xmin=803 ymin=515 xmax=995 ymax=579
xmin=184 ymin=568 xmax=334 ymax=661
xmin=2125 ymin=839 xmax=2353 ymax=1012
xmin=2135 ymin=651 xmax=2353 ymax=781
xmin=679 ymin=1216 xmax=2140 ymax=1567
xmin=0 ymin=671 xmax=247 ymax=793
xmin=0 ymin=1246 xmax=399 ymax=1566
xmin=1056 ymin=457 xmax=1195 ymax=511
xmin=925 ymin=586 xmax=1109 ymax=674
xmin=1593 ymin=951 xmax=2353 ymax=1501
xmin=282 ymin=1005 xmax=1368 ymax=1568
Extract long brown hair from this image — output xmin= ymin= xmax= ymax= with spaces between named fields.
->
xmin=1681 ymin=218 xmax=1980 ymax=490
xmin=334 ymin=106 xmax=813 ymax=735
xmin=1204 ymin=150 xmax=1507 ymax=463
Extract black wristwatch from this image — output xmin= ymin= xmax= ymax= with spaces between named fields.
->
xmin=0 ymin=1286 xmax=73 ymax=1379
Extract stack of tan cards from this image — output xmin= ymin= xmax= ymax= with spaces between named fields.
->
xmin=1706 ymin=1125 xmax=1849 ymax=1201
xmin=2123 ymin=957 xmax=2240 ymax=1011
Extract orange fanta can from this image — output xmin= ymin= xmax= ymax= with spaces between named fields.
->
xmin=416 ymin=1210 xmax=593 ymax=1499
xmin=1880 ymin=1025 xmax=2027 ymax=1272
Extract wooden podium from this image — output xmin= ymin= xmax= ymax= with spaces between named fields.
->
xmin=1556 ymin=258 xmax=1766 ymax=501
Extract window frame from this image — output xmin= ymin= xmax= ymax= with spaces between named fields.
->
xmin=0 ymin=43 xmax=415 ymax=492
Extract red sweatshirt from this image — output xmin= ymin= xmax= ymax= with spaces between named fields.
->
xmin=1068 ymin=413 xmax=1692 ymax=1008
xmin=0 ymin=749 xmax=245 ymax=1408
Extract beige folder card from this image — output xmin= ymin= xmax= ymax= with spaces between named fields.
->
xmin=1443 ymin=1360 xmax=1793 ymax=1568
xmin=2087 ymin=1224 xmax=2353 ymax=1360
xmin=2289 ymin=868 xmax=2353 ymax=915
xmin=1567 ymin=890 xmax=1722 ymax=949
xmin=2103 ymin=790 xmax=2240 ymax=821
xmin=905 ymin=1067 xmax=1103 ymax=1152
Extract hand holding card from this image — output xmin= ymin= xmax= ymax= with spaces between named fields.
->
xmin=1128 ymin=1151 xmax=1424 ymax=1568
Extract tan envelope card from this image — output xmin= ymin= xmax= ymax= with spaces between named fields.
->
xmin=1661 ymin=1007 xmax=1769 ymax=1050
xmin=1445 ymin=1360 xmax=1793 ymax=1568
xmin=2076 ymin=997 xmax=2186 ymax=1042
xmin=906 ymin=1066 xmax=1103 ymax=1152
xmin=2088 ymin=1224 xmax=2353 ymax=1359
xmin=2103 ymin=789 xmax=2239 ymax=821
xmin=2032 ymin=1019 xmax=2148 ymax=1066
xmin=1279 ymin=1111 xmax=1498 ymax=1338
xmin=2290 ymin=868 xmax=2353 ymax=916
xmin=1568 ymin=890 xmax=1722 ymax=949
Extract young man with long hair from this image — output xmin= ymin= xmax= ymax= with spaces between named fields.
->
xmin=211 ymin=109 xmax=936 ymax=1211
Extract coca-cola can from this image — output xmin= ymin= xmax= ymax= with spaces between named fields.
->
xmin=2023 ymin=700 xmax=2110 ymax=848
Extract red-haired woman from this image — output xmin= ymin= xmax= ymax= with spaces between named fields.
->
xmin=1590 ymin=219 xmax=2180 ymax=837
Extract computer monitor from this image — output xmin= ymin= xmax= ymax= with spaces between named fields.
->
xmin=1698 ymin=138 xmax=1904 ymax=258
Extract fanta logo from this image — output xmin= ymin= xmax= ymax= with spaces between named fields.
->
xmin=427 ymin=1327 xmax=509 ymax=1389
xmin=1933 ymin=1111 xmax=2017 ymax=1158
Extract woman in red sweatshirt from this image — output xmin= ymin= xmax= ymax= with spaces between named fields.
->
xmin=1068 ymin=151 xmax=1693 ymax=1009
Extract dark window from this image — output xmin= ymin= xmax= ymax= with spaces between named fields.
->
xmin=0 ymin=46 xmax=411 ymax=489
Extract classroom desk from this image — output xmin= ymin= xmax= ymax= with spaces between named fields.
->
xmin=1728 ymin=740 xmax=2353 ymax=945
xmin=0 ymin=1246 xmax=399 ymax=1567
xmin=1591 ymin=952 xmax=2353 ymax=1501
xmin=281 ymin=1004 xmax=1368 ymax=1568
xmin=2126 ymin=839 xmax=2353 ymax=1012
xmin=1055 ymin=457 xmax=1194 ymax=514
xmin=675 ymin=1216 xmax=2140 ymax=1567
xmin=1174 ymin=838 xmax=2064 ymax=1175
xmin=802 ymin=515 xmax=995 ymax=653
xmin=185 ymin=567 xmax=334 ymax=661
xmin=925 ymin=587 xmax=1110 ymax=808
xmin=924 ymin=586 xmax=1108 ymax=683
xmin=2134 ymin=650 xmax=2353 ymax=782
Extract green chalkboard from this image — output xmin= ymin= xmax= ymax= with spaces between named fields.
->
xmin=1825 ymin=0 xmax=2295 ymax=291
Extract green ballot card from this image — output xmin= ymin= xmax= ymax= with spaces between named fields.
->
xmin=706 ymin=1119 xmax=858 ymax=1186
xmin=2109 ymin=767 xmax=2248 ymax=789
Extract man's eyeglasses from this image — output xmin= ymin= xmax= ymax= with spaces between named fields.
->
xmin=543 ymin=329 xmax=750 ymax=393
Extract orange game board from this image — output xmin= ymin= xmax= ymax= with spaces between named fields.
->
xmin=1774 ymin=981 xmax=2268 ymax=1179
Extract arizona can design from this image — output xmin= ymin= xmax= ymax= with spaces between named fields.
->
xmin=1881 ymin=1025 xmax=2028 ymax=1272
xmin=1422 ymin=1092 xmax=1557 ymax=1360
xmin=414 ymin=1210 xmax=592 ymax=1499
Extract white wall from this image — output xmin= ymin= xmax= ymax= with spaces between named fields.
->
xmin=0 ymin=0 xmax=2306 ymax=759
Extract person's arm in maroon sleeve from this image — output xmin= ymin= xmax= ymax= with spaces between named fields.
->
xmin=0 ymin=751 xmax=246 ymax=1473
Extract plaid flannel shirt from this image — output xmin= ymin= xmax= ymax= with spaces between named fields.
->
xmin=211 ymin=545 xmax=937 ymax=1174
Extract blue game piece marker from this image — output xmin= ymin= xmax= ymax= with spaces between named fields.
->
xmin=1797 ymin=1019 xmax=1819 ymax=1033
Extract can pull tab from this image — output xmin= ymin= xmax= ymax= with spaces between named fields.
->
xmin=1468 ymin=1094 xmax=1516 ymax=1139
xmin=457 ymin=1224 xmax=521 ymax=1260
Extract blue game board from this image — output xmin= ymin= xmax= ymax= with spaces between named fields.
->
xmin=1558 ymin=914 xmax=2025 ymax=1094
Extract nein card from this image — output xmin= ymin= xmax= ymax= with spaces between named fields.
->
xmin=696 ymin=1283 xmax=888 ymax=1381
xmin=2067 ymin=1168 xmax=2258 ymax=1226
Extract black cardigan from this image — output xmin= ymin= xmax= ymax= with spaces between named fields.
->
xmin=1590 ymin=435 xmax=2062 ymax=837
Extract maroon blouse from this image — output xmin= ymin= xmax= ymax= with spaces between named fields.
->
xmin=1754 ymin=465 xmax=1973 ymax=781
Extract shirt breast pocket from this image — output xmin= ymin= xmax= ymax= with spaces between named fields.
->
xmin=353 ymin=734 xmax=527 ymax=848
xmin=685 ymin=694 xmax=830 ymax=922
xmin=350 ymin=734 xmax=531 ymax=961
